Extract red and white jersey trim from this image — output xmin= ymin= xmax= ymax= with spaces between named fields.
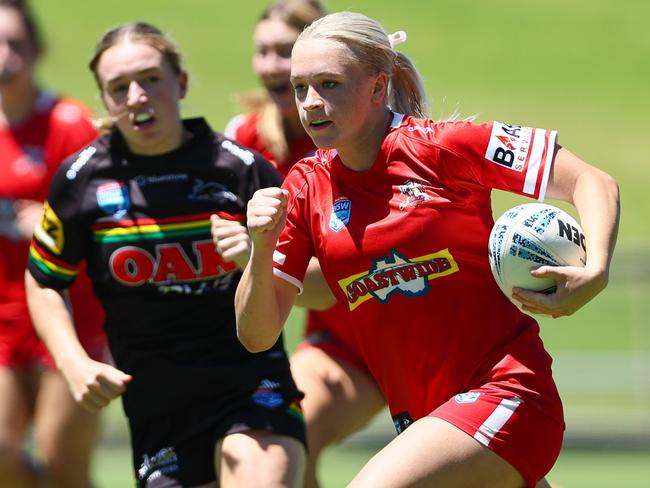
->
xmin=273 ymin=248 xmax=304 ymax=292
xmin=273 ymin=267 xmax=303 ymax=294
xmin=537 ymin=130 xmax=557 ymax=201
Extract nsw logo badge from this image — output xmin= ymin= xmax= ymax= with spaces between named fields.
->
xmin=329 ymin=197 xmax=351 ymax=232
xmin=97 ymin=181 xmax=130 ymax=218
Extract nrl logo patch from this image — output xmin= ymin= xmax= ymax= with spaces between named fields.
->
xmin=329 ymin=197 xmax=351 ymax=232
xmin=454 ymin=392 xmax=481 ymax=404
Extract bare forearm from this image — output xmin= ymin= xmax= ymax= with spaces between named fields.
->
xmin=26 ymin=273 xmax=131 ymax=411
xmin=570 ymin=168 xmax=620 ymax=276
xmin=235 ymin=247 xmax=288 ymax=352
xmin=513 ymin=147 xmax=620 ymax=316
xmin=25 ymin=272 xmax=89 ymax=370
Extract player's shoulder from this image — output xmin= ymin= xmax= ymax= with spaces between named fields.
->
xmin=294 ymin=148 xmax=333 ymax=171
xmin=394 ymin=114 xmax=486 ymax=144
xmin=283 ymin=149 xmax=332 ymax=184
xmin=43 ymin=93 xmax=94 ymax=127
xmin=224 ymin=112 xmax=258 ymax=143
xmin=55 ymin=134 xmax=111 ymax=183
xmin=213 ymin=129 xmax=262 ymax=168
xmin=209 ymin=126 xmax=281 ymax=183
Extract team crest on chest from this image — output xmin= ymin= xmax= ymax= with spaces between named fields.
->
xmin=97 ymin=181 xmax=130 ymax=218
xmin=399 ymin=180 xmax=432 ymax=209
xmin=329 ymin=197 xmax=351 ymax=232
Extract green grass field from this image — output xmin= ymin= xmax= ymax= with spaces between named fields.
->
xmin=92 ymin=441 xmax=650 ymax=487
xmin=29 ymin=0 xmax=650 ymax=485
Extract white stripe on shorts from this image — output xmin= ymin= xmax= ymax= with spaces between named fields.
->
xmin=473 ymin=397 xmax=523 ymax=447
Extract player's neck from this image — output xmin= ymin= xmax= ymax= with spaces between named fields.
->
xmin=338 ymin=108 xmax=392 ymax=172
xmin=0 ymin=82 xmax=39 ymax=127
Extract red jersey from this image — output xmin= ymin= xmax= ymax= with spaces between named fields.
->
xmin=0 ymin=92 xmax=104 ymax=365
xmin=274 ymin=113 xmax=563 ymax=423
xmin=225 ymin=112 xmax=362 ymax=359
xmin=225 ymin=112 xmax=316 ymax=179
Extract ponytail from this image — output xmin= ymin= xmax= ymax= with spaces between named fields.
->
xmin=390 ymin=52 xmax=429 ymax=118
xmin=299 ymin=12 xmax=430 ymax=119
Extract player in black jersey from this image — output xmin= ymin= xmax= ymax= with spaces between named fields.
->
xmin=24 ymin=22 xmax=305 ymax=488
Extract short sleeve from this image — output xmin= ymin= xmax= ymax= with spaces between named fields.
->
xmin=272 ymin=166 xmax=316 ymax=293
xmin=27 ymin=153 xmax=91 ymax=290
xmin=438 ymin=120 xmax=558 ymax=200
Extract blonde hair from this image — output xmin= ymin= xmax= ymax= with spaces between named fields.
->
xmin=298 ymin=11 xmax=429 ymax=118
xmin=239 ymin=0 xmax=327 ymax=163
xmin=88 ymin=22 xmax=184 ymax=132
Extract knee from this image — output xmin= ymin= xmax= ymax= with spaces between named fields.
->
xmin=219 ymin=432 xmax=306 ymax=487
xmin=303 ymin=412 xmax=333 ymax=457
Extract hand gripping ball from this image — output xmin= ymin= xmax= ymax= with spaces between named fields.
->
xmin=488 ymin=203 xmax=586 ymax=298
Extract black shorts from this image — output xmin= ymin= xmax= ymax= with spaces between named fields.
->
xmin=129 ymin=374 xmax=306 ymax=487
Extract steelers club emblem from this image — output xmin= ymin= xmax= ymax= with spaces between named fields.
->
xmin=399 ymin=180 xmax=432 ymax=209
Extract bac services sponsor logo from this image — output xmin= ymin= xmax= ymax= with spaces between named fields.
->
xmin=337 ymin=248 xmax=459 ymax=311
xmin=485 ymin=122 xmax=534 ymax=172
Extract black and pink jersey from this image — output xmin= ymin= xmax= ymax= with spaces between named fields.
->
xmin=273 ymin=113 xmax=563 ymax=424
xmin=27 ymin=118 xmax=286 ymax=418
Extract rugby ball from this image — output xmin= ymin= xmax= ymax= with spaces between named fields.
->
xmin=488 ymin=203 xmax=586 ymax=298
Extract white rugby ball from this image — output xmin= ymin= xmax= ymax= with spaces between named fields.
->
xmin=488 ymin=203 xmax=586 ymax=298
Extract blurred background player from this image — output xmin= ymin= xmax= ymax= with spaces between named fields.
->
xmin=25 ymin=21 xmax=306 ymax=487
xmin=222 ymin=1 xmax=385 ymax=486
xmin=0 ymin=0 xmax=106 ymax=487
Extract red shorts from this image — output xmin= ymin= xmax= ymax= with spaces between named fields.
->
xmin=0 ymin=314 xmax=54 ymax=368
xmin=432 ymin=385 xmax=564 ymax=487
xmin=0 ymin=315 xmax=107 ymax=369
xmin=297 ymin=308 xmax=369 ymax=373
xmin=0 ymin=282 xmax=107 ymax=370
